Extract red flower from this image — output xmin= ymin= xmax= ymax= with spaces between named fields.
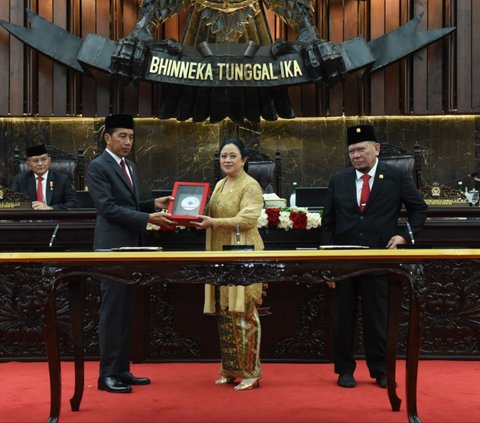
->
xmin=290 ymin=211 xmax=307 ymax=230
xmin=266 ymin=207 xmax=280 ymax=228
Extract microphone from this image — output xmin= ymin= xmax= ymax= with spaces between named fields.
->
xmin=49 ymin=224 xmax=60 ymax=248
xmin=236 ymin=224 xmax=241 ymax=245
xmin=406 ymin=221 xmax=415 ymax=245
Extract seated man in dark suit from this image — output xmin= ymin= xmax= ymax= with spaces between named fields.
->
xmin=12 ymin=144 xmax=78 ymax=210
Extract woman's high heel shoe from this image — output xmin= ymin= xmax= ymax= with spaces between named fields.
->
xmin=215 ymin=376 xmax=236 ymax=385
xmin=233 ymin=378 xmax=260 ymax=391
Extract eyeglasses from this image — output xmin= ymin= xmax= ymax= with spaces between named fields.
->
xmin=28 ymin=155 xmax=50 ymax=164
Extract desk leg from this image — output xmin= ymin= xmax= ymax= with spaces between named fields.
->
xmin=68 ymin=277 xmax=85 ymax=412
xmin=45 ymin=289 xmax=61 ymax=423
xmin=406 ymin=289 xmax=422 ymax=423
xmin=386 ymin=273 xmax=402 ymax=412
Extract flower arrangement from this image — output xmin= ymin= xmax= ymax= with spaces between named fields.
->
xmin=148 ymin=207 xmax=322 ymax=232
xmin=257 ymin=207 xmax=321 ymax=231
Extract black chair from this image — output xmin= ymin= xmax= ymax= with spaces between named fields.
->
xmin=14 ymin=145 xmax=85 ymax=189
xmin=214 ymin=149 xmax=282 ymax=197
xmin=379 ymin=142 xmax=423 ymax=188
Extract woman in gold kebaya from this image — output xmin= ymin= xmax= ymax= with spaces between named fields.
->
xmin=192 ymin=137 xmax=264 ymax=390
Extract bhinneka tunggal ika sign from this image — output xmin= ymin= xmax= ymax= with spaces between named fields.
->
xmin=148 ymin=55 xmax=304 ymax=86
xmin=145 ymin=42 xmax=307 ymax=87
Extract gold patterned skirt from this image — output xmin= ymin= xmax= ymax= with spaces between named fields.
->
xmin=216 ymin=288 xmax=261 ymax=379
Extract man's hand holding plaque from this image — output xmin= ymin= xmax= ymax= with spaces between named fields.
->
xmin=148 ymin=195 xmax=177 ymax=230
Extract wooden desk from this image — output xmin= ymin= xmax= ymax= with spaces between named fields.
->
xmin=2 ymin=249 xmax=475 ymax=423
xmin=2 ymin=209 xmax=480 ymax=365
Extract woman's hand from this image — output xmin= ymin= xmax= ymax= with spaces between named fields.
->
xmin=190 ymin=215 xmax=214 ymax=229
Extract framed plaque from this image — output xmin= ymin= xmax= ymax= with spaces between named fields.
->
xmin=167 ymin=181 xmax=210 ymax=223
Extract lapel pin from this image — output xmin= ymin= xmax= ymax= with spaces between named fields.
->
xmin=379 ymin=174 xmax=384 ymax=179
xmin=49 ymin=181 xmax=54 ymax=190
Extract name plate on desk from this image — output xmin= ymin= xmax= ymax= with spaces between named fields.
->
xmin=421 ymin=183 xmax=469 ymax=207
xmin=424 ymin=199 xmax=469 ymax=207
xmin=0 ymin=186 xmax=31 ymax=210
xmin=0 ymin=201 xmax=32 ymax=210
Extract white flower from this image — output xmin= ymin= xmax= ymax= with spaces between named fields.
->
xmin=306 ymin=212 xmax=321 ymax=229
xmin=278 ymin=210 xmax=293 ymax=230
xmin=257 ymin=209 xmax=269 ymax=228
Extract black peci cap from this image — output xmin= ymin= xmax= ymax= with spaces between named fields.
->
xmin=26 ymin=144 xmax=48 ymax=157
xmin=347 ymin=124 xmax=377 ymax=146
xmin=104 ymin=114 xmax=134 ymax=130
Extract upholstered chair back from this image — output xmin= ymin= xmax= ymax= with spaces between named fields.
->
xmin=379 ymin=143 xmax=423 ymax=188
xmin=214 ymin=149 xmax=282 ymax=197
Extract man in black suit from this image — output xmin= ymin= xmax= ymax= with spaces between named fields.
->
xmin=87 ymin=114 xmax=176 ymax=393
xmin=12 ymin=144 xmax=78 ymax=210
xmin=321 ymin=124 xmax=427 ymax=389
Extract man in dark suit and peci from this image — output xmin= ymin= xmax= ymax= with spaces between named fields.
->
xmin=321 ymin=124 xmax=427 ymax=389
xmin=87 ymin=114 xmax=176 ymax=393
xmin=12 ymin=144 xmax=78 ymax=210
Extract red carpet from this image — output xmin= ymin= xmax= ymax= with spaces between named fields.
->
xmin=1 ymin=360 xmax=479 ymax=423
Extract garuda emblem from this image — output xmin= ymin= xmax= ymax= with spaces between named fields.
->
xmin=0 ymin=2 xmax=454 ymax=123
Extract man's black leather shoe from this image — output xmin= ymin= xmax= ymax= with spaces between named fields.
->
xmin=118 ymin=371 xmax=151 ymax=385
xmin=98 ymin=376 xmax=132 ymax=393
xmin=337 ymin=374 xmax=356 ymax=388
xmin=376 ymin=374 xmax=387 ymax=389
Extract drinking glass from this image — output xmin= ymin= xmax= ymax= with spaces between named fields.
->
xmin=470 ymin=189 xmax=479 ymax=206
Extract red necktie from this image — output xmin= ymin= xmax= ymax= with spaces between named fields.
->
xmin=120 ymin=159 xmax=133 ymax=187
xmin=36 ymin=176 xmax=44 ymax=202
xmin=359 ymin=174 xmax=371 ymax=213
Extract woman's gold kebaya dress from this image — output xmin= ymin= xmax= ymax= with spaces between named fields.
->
xmin=203 ymin=170 xmax=265 ymax=379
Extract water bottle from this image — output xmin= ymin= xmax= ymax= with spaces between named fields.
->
xmin=289 ymin=182 xmax=297 ymax=207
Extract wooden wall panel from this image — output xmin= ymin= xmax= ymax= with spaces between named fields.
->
xmin=412 ymin=0 xmax=428 ymax=113
xmin=0 ymin=0 xmax=478 ymax=118
xmin=471 ymin=1 xmax=480 ymax=110
xmin=384 ymin=0 xmax=401 ymax=114
xmin=369 ymin=0 xmax=386 ymax=115
xmin=95 ymin=0 xmax=113 ymax=117
xmin=328 ymin=0 xmax=346 ymax=115
xmin=343 ymin=0 xmax=361 ymax=115
xmin=38 ymin=1 xmax=54 ymax=116
xmin=122 ymin=0 xmax=140 ymax=116
xmin=53 ymin=0 xmax=68 ymax=116
xmin=456 ymin=1 xmax=472 ymax=113
xmin=81 ymin=0 xmax=97 ymax=117
xmin=0 ymin=3 xmax=9 ymax=116
xmin=427 ymin=1 xmax=445 ymax=113
xmin=8 ymin=2 xmax=25 ymax=115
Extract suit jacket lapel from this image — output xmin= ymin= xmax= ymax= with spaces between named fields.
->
xmin=365 ymin=162 xmax=387 ymax=210
xmin=27 ymin=172 xmax=37 ymax=201
xmin=104 ymin=151 xmax=135 ymax=193
xmin=45 ymin=173 xmax=54 ymax=205
xmin=126 ymin=159 xmax=140 ymax=199
xmin=345 ymin=167 xmax=358 ymax=211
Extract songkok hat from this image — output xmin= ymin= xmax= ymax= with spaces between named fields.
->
xmin=105 ymin=114 xmax=134 ymax=130
xmin=26 ymin=144 xmax=48 ymax=157
xmin=347 ymin=124 xmax=377 ymax=146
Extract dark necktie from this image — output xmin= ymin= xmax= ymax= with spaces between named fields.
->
xmin=359 ymin=174 xmax=371 ymax=213
xmin=36 ymin=176 xmax=44 ymax=202
xmin=120 ymin=159 xmax=133 ymax=187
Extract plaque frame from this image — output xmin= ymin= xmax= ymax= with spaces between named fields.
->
xmin=168 ymin=182 xmax=210 ymax=223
